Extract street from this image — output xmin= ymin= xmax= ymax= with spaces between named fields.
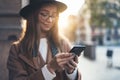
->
xmin=78 ymin=46 xmax=120 ymax=80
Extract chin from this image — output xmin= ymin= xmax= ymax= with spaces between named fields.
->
xmin=42 ymin=28 xmax=51 ymax=32
xmin=45 ymin=28 xmax=51 ymax=31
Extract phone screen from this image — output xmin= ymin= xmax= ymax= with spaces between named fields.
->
xmin=69 ymin=45 xmax=86 ymax=56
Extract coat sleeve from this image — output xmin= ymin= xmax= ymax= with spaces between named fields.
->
xmin=61 ymin=39 xmax=81 ymax=80
xmin=7 ymin=44 xmax=45 ymax=80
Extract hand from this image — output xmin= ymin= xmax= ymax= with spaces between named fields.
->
xmin=65 ymin=55 xmax=78 ymax=74
xmin=47 ymin=53 xmax=75 ymax=74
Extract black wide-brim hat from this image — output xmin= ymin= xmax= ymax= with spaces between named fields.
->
xmin=20 ymin=0 xmax=67 ymax=19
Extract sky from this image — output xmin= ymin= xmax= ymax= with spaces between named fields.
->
xmin=56 ymin=0 xmax=85 ymax=28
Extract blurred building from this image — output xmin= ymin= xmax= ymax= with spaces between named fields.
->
xmin=83 ymin=0 xmax=120 ymax=46
xmin=0 ymin=0 xmax=29 ymax=80
xmin=0 ymin=0 xmax=23 ymax=41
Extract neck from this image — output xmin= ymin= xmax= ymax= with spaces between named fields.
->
xmin=40 ymin=31 xmax=47 ymax=38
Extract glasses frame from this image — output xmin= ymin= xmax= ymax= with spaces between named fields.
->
xmin=39 ymin=11 xmax=58 ymax=21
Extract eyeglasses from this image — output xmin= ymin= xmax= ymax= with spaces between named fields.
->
xmin=39 ymin=12 xmax=58 ymax=21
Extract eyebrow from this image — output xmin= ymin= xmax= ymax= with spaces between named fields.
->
xmin=40 ymin=9 xmax=57 ymax=14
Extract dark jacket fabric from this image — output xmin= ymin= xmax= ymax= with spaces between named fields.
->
xmin=7 ymin=40 xmax=81 ymax=80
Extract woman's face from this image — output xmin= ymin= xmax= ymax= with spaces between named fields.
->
xmin=37 ymin=5 xmax=58 ymax=33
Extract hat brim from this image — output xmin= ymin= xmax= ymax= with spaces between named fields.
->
xmin=20 ymin=1 xmax=67 ymax=19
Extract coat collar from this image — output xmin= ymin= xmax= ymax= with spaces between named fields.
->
xmin=17 ymin=40 xmax=61 ymax=70
xmin=18 ymin=50 xmax=49 ymax=70
xmin=18 ymin=53 xmax=39 ymax=70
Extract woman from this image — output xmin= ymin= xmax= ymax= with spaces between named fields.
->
xmin=7 ymin=0 xmax=81 ymax=80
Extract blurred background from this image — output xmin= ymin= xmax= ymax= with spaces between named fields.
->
xmin=0 ymin=0 xmax=120 ymax=80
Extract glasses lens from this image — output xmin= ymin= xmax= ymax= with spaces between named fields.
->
xmin=39 ymin=12 xmax=57 ymax=20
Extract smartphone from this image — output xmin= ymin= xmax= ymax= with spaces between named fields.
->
xmin=69 ymin=45 xmax=86 ymax=56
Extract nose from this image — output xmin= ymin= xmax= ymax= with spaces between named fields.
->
xmin=46 ymin=17 xmax=53 ymax=23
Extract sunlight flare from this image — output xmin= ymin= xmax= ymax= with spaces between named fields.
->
xmin=57 ymin=0 xmax=85 ymax=29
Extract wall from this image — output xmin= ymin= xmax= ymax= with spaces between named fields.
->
xmin=0 ymin=0 xmax=22 ymax=79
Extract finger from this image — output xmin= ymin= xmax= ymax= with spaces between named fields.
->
xmin=56 ymin=60 xmax=69 ymax=70
xmin=58 ymin=60 xmax=69 ymax=65
xmin=74 ymin=55 xmax=78 ymax=63
xmin=54 ymin=57 xmax=71 ymax=67
xmin=57 ymin=53 xmax=73 ymax=58
xmin=56 ymin=57 xmax=77 ymax=69
xmin=57 ymin=55 xmax=75 ymax=63
xmin=69 ymin=60 xmax=77 ymax=67
xmin=66 ymin=62 xmax=75 ymax=70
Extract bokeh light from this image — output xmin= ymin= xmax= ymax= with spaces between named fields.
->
xmin=57 ymin=0 xmax=85 ymax=29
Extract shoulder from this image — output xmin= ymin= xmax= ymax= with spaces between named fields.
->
xmin=59 ymin=35 xmax=72 ymax=52
xmin=11 ymin=41 xmax=20 ymax=49
xmin=60 ymin=34 xmax=71 ymax=46
xmin=9 ymin=41 xmax=21 ymax=56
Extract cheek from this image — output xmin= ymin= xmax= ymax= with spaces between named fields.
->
xmin=38 ymin=16 xmax=43 ymax=23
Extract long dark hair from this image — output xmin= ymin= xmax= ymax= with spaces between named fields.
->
xmin=18 ymin=4 xmax=60 ymax=56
